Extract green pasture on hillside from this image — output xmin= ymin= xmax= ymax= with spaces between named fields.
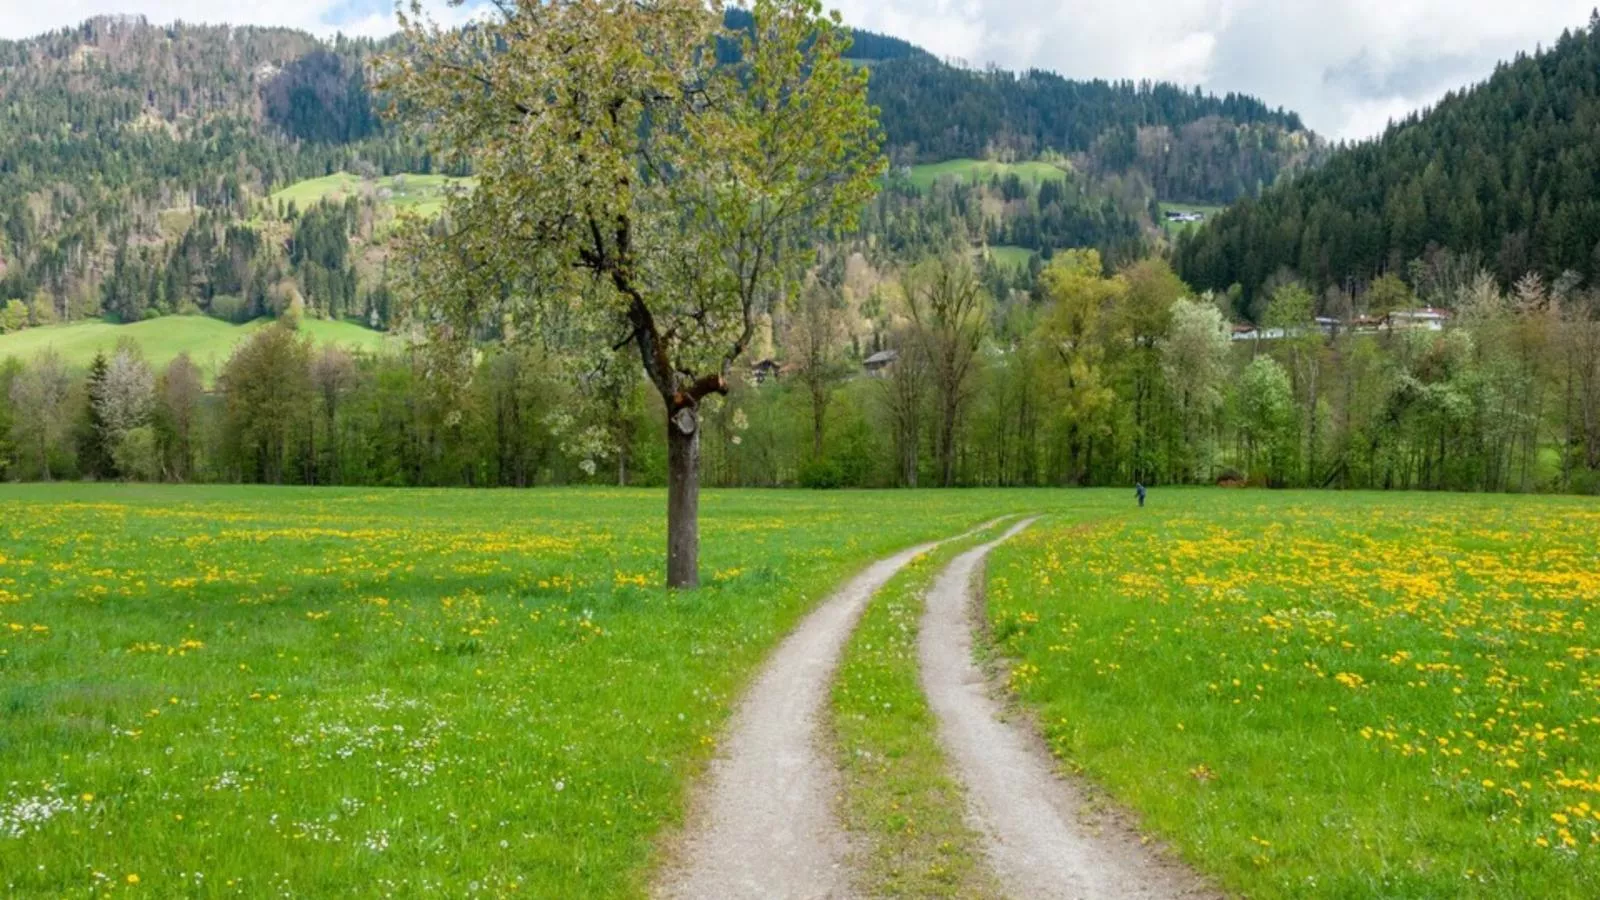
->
xmin=983 ymin=245 xmax=1036 ymax=271
xmin=269 ymin=173 xmax=475 ymax=219
xmin=905 ymin=158 xmax=1071 ymax=192
xmin=1159 ymin=201 xmax=1227 ymax=236
xmin=0 ymin=316 xmax=394 ymax=376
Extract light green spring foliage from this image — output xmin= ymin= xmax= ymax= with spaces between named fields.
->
xmin=381 ymin=0 xmax=885 ymax=408
xmin=1035 ymin=250 xmax=1119 ymax=442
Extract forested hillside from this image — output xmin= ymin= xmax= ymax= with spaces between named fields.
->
xmin=0 ymin=12 xmax=1315 ymax=336
xmin=868 ymin=59 xmax=1316 ymax=204
xmin=2 ymin=8 xmax=1599 ymax=496
xmin=1178 ymin=13 xmax=1600 ymax=314
xmin=0 ymin=16 xmax=434 ymax=329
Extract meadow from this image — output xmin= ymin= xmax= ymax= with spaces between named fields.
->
xmin=989 ymin=490 xmax=1600 ymax=898
xmin=0 ymin=484 xmax=1056 ymax=897
xmin=268 ymin=173 xmax=475 ymax=219
xmin=1159 ymin=201 xmax=1227 ymax=236
xmin=904 ymin=158 xmax=1070 ymax=192
xmin=0 ymin=316 xmax=393 ymax=376
xmin=7 ymin=484 xmax=1598 ymax=897
xmin=981 ymin=245 xmax=1036 ymax=272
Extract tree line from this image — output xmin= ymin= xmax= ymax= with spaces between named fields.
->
xmin=6 ymin=250 xmax=1599 ymax=494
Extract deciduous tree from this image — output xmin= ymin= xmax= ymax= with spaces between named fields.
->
xmin=383 ymin=0 xmax=884 ymax=586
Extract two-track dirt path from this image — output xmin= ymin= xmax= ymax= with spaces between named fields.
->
xmin=918 ymin=518 xmax=1217 ymax=900
xmin=657 ymin=520 xmax=1008 ymax=900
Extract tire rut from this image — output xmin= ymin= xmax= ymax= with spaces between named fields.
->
xmin=918 ymin=518 xmax=1218 ymax=900
xmin=657 ymin=519 xmax=1009 ymax=900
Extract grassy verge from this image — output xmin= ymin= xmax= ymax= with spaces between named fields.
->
xmin=987 ymin=489 xmax=1600 ymax=898
xmin=830 ymin=525 xmax=1005 ymax=898
xmin=0 ymin=485 xmax=1108 ymax=897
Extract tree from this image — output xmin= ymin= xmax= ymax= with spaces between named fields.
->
xmin=1162 ymin=297 xmax=1231 ymax=482
xmin=10 ymin=349 xmax=73 ymax=480
xmin=0 ymin=358 xmax=20 ymax=479
xmin=1112 ymin=258 xmax=1184 ymax=481
xmin=1364 ymin=273 xmax=1413 ymax=316
xmin=1036 ymin=250 xmax=1119 ymax=483
xmin=310 ymin=345 xmax=358 ymax=482
xmin=98 ymin=344 xmax=156 ymax=448
xmin=0 ymin=299 xmax=26 ymax=333
xmin=220 ymin=324 xmax=313 ymax=484
xmin=785 ymin=278 xmax=850 ymax=458
xmin=77 ymin=352 xmax=115 ymax=479
xmin=902 ymin=255 xmax=989 ymax=486
xmin=384 ymin=0 xmax=883 ymax=587
xmin=1264 ymin=281 xmax=1326 ymax=482
xmin=156 ymin=353 xmax=203 ymax=482
xmin=880 ymin=325 xmax=929 ymax=487
xmin=1235 ymin=356 xmax=1296 ymax=484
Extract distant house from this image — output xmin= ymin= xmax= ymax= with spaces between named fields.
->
xmin=1164 ymin=210 xmax=1206 ymax=223
xmin=1386 ymin=308 xmax=1450 ymax=331
xmin=863 ymin=349 xmax=899 ymax=374
xmin=1315 ymin=316 xmax=1342 ymax=336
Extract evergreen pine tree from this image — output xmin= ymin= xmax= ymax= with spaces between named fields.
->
xmin=77 ymin=351 xmax=115 ymax=479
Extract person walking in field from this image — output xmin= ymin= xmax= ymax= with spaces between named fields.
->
xmin=1135 ymin=482 xmax=1146 ymax=508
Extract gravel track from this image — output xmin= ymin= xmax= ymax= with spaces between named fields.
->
xmin=657 ymin=520 xmax=1007 ymax=900
xmin=918 ymin=518 xmax=1218 ymax=900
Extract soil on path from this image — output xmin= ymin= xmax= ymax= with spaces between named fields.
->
xmin=919 ymin=518 xmax=1219 ymax=900
xmin=657 ymin=521 xmax=1006 ymax=900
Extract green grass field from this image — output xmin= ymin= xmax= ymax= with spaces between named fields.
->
xmin=1159 ymin=201 xmax=1226 ymax=237
xmin=269 ymin=173 xmax=475 ymax=219
xmin=6 ymin=485 xmax=1597 ymax=897
xmin=0 ymin=316 xmax=394 ymax=376
xmin=0 ymin=485 xmax=1064 ymax=897
xmin=982 ymin=245 xmax=1036 ymax=271
xmin=905 ymin=159 xmax=1070 ymax=192
xmin=989 ymin=490 xmax=1600 ymax=898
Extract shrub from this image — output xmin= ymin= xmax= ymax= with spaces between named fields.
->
xmin=113 ymin=426 xmax=161 ymax=482
xmin=798 ymin=458 xmax=844 ymax=489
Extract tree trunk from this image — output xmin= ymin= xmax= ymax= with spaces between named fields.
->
xmin=811 ymin=384 xmax=826 ymax=459
xmin=939 ymin=399 xmax=957 ymax=487
xmin=666 ymin=408 xmax=701 ymax=589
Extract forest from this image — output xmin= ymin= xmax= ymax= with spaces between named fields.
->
xmin=4 ymin=11 xmax=1600 ymax=495
xmin=5 ymin=249 xmax=1599 ymax=494
xmin=1178 ymin=12 xmax=1600 ymax=319
xmin=0 ymin=13 xmax=1311 ymax=330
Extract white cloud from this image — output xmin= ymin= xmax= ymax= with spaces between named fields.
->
xmin=832 ymin=0 xmax=1598 ymax=140
xmin=0 ymin=1 xmax=481 ymax=42
xmin=4 ymin=0 xmax=1595 ymax=139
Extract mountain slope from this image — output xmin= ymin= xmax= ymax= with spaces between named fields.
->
xmin=0 ymin=12 xmax=1315 ymax=334
xmin=1177 ymin=13 xmax=1600 ymax=310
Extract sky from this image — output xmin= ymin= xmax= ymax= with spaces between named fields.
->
xmin=2 ymin=0 xmax=1596 ymax=140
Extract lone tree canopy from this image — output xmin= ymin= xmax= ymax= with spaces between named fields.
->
xmin=382 ymin=0 xmax=885 ymax=587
